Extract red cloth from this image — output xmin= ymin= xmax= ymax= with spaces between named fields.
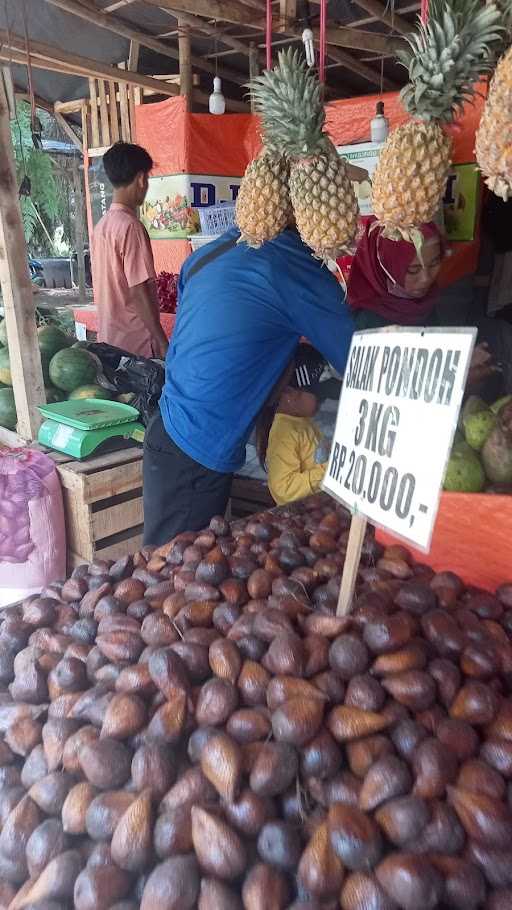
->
xmin=347 ymin=216 xmax=442 ymax=325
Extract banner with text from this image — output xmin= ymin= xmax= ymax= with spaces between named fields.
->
xmin=322 ymin=327 xmax=476 ymax=551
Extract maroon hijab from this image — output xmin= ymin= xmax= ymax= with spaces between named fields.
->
xmin=347 ymin=217 xmax=443 ymax=324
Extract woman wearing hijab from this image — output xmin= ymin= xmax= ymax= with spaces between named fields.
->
xmin=347 ymin=217 xmax=443 ymax=329
xmin=347 ymin=216 xmax=505 ymax=395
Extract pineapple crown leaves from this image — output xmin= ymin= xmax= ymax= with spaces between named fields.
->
xmin=398 ymin=0 xmax=504 ymax=122
xmin=248 ymin=47 xmax=329 ymax=158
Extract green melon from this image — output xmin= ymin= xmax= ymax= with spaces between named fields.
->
xmin=0 ymin=348 xmax=12 ymax=386
xmin=38 ymin=325 xmax=71 ymax=360
xmin=49 ymin=347 xmax=98 ymax=393
xmin=0 ymin=388 xmax=16 ymax=430
xmin=0 ymin=320 xmax=8 ymax=348
xmin=45 ymin=386 xmax=66 ymax=404
xmin=68 ymin=384 xmax=112 ymax=401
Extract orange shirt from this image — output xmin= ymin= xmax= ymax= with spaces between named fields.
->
xmin=92 ymin=203 xmax=157 ymax=357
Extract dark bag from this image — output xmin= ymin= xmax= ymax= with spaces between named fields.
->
xmin=82 ymin=342 xmax=165 ymax=427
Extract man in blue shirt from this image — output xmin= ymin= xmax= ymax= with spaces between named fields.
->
xmin=143 ymin=226 xmax=354 ymax=545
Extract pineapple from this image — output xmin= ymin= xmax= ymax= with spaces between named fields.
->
xmin=250 ymin=49 xmax=359 ymax=262
xmin=476 ymin=45 xmax=512 ymax=200
xmin=235 ymin=151 xmax=292 ymax=247
xmin=372 ymin=0 xmax=502 ymax=246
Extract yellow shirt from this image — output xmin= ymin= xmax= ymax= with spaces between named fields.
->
xmin=266 ymin=412 xmax=327 ymax=506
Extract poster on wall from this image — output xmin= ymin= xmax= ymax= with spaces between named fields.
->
xmin=140 ymin=173 xmax=242 ymax=239
xmin=88 ymin=157 xmax=113 ymax=227
xmin=336 ymin=142 xmax=480 ymax=279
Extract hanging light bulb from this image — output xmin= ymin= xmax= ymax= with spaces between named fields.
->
xmin=209 ymin=76 xmax=226 ymax=115
xmin=370 ymin=100 xmax=389 ymax=144
xmin=302 ymin=28 xmax=315 ymax=67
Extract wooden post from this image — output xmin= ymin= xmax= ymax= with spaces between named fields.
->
xmin=178 ymin=19 xmax=192 ymax=112
xmin=249 ymin=42 xmax=259 ymax=112
xmin=0 ymin=74 xmax=45 ymax=440
xmin=336 ymin=515 xmax=368 ymax=615
xmin=72 ymin=160 xmax=86 ymax=306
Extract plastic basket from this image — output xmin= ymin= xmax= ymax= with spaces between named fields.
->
xmin=198 ymin=203 xmax=236 ymax=235
xmin=189 ymin=235 xmax=218 ymax=252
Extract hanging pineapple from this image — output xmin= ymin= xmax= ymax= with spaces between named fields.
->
xmin=246 ymin=48 xmax=359 ymax=262
xmin=235 ymin=152 xmax=292 ymax=247
xmin=475 ymin=43 xmax=512 ymax=200
xmin=371 ymin=0 xmax=502 ymax=246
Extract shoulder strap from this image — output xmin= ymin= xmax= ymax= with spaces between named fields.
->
xmin=186 ymin=235 xmax=238 ymax=281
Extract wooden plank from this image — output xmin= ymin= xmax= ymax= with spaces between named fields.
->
xmin=146 ymin=0 xmax=264 ymax=28
xmin=119 ymin=82 xmax=130 ymax=141
xmin=89 ymin=78 xmax=100 ymax=148
xmin=82 ymin=461 xmax=142 ymax=504
xmin=0 ymin=78 xmax=45 ymax=440
xmin=352 ymin=0 xmax=412 ymax=35
xmin=69 ymin=447 xmax=142 ymax=474
xmin=92 ymin=497 xmax=144 ymax=540
xmin=97 ymin=79 xmax=110 ymax=147
xmin=53 ymin=111 xmax=82 ymax=150
xmin=178 ymin=20 xmax=192 ymax=112
xmin=337 ymin=515 xmax=368 ymax=615
xmin=62 ymin=488 xmax=94 ymax=560
xmin=42 ymin=0 xmax=247 ymax=85
xmin=108 ymin=81 xmax=120 ymax=143
xmin=128 ymin=40 xmax=140 ymax=72
xmin=0 ymin=30 xmax=181 ymax=98
xmin=128 ymin=86 xmax=136 ymax=142
xmin=97 ymin=533 xmax=143 ymax=561
xmin=81 ymin=103 xmax=88 ymax=154
xmin=87 ymin=146 xmax=110 ymax=158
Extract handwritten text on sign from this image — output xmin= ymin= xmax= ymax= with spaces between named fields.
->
xmin=322 ymin=328 xmax=476 ymax=551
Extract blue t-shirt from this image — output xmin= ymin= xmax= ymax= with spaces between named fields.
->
xmin=159 ymin=227 xmax=354 ymax=473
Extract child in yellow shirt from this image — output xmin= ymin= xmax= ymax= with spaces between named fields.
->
xmin=256 ymin=346 xmax=331 ymax=506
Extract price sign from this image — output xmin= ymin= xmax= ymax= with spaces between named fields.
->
xmin=323 ymin=327 xmax=476 ymax=593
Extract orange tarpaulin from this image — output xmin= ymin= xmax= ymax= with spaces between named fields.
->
xmin=133 ymin=89 xmax=484 ymax=281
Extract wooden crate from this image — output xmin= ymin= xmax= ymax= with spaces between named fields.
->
xmin=56 ymin=447 xmax=143 ymax=569
xmin=229 ymin=476 xmax=274 ymax=519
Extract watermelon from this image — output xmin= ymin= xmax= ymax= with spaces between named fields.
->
xmin=0 ymin=348 xmax=12 ymax=386
xmin=49 ymin=347 xmax=98 ymax=392
xmin=69 ymin=384 xmax=112 ymax=401
xmin=45 ymin=386 xmax=66 ymax=404
xmin=0 ymin=388 xmax=16 ymax=429
xmin=0 ymin=320 xmax=7 ymax=347
xmin=38 ymin=325 xmax=71 ymax=360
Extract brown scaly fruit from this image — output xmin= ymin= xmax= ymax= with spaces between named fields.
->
xmin=250 ymin=48 xmax=359 ymax=262
xmin=235 ymin=152 xmax=292 ymax=248
xmin=372 ymin=0 xmax=502 ymax=247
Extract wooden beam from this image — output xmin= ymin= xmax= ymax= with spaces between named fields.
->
xmin=178 ymin=20 xmax=192 ymax=111
xmin=352 ymin=0 xmax=412 ymax=35
xmin=322 ymin=26 xmax=401 ymax=54
xmin=89 ymin=78 xmax=100 ymax=147
xmin=279 ymin=0 xmax=297 ymax=28
xmin=0 ymin=75 xmax=45 ymax=440
xmin=42 ymin=0 xmax=247 ymax=84
xmin=249 ymin=42 xmax=259 ymax=111
xmin=0 ymin=30 xmax=181 ymax=96
xmin=147 ymin=0 xmax=265 ymax=28
xmin=323 ymin=44 xmax=399 ymax=90
xmin=160 ymin=7 xmax=263 ymax=62
xmin=54 ymin=111 xmax=83 ymax=150
xmin=108 ymin=80 xmax=120 ymax=142
xmin=128 ymin=39 xmax=140 ymax=71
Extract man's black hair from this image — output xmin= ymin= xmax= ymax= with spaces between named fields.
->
xmin=103 ymin=141 xmax=153 ymax=188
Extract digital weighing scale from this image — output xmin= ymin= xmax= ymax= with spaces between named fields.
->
xmin=37 ymin=399 xmax=145 ymax=459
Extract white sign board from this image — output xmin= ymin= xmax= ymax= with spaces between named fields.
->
xmin=322 ymin=327 xmax=477 ymax=552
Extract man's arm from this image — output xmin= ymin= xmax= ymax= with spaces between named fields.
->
xmin=130 ymin=279 xmax=168 ymax=358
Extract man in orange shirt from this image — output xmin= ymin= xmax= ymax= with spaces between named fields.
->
xmin=91 ymin=142 xmax=168 ymax=359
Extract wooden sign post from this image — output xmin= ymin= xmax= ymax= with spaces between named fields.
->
xmin=323 ymin=327 xmax=477 ymax=616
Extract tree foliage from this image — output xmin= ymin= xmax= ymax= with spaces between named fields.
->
xmin=10 ymin=102 xmax=73 ymax=256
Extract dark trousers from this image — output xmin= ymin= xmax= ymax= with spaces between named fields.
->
xmin=143 ymin=412 xmax=233 ymax=546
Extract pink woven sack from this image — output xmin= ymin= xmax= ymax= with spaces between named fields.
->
xmin=0 ymin=449 xmax=66 ymax=605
